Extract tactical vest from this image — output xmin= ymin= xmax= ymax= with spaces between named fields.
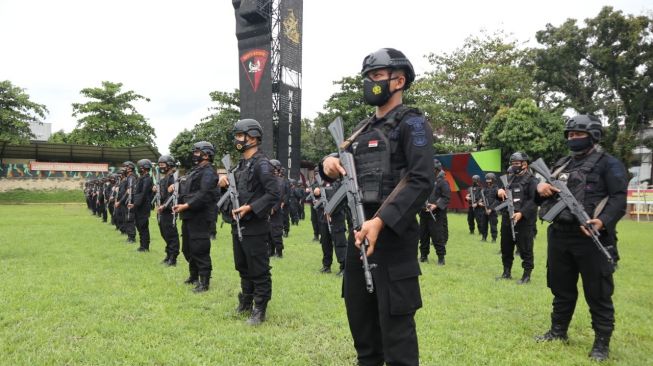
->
xmin=539 ymin=150 xmax=605 ymax=223
xmin=234 ymin=156 xmax=259 ymax=206
xmin=177 ymin=169 xmax=198 ymax=202
xmin=507 ymin=173 xmax=531 ymax=213
xmin=351 ymin=105 xmax=420 ymax=204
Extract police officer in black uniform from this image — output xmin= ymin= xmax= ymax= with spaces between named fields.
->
xmin=419 ymin=158 xmax=451 ymax=265
xmin=131 ymin=159 xmax=153 ymax=252
xmin=173 ymin=142 xmax=219 ymax=293
xmin=466 ymin=175 xmax=483 ymax=235
xmin=309 ymin=168 xmax=321 ymax=242
xmin=116 ymin=161 xmax=137 ymax=243
xmin=496 ymin=152 xmax=539 ymax=284
xmin=479 ymin=172 xmax=499 ymax=243
xmin=220 ymin=119 xmax=279 ymax=325
xmin=156 ymin=155 xmax=180 ymax=266
xmin=268 ymin=159 xmax=285 ymax=258
xmin=534 ymin=115 xmax=626 ymax=362
xmin=321 ymin=48 xmax=434 ymax=366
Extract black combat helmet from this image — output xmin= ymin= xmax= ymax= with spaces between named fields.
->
xmin=361 ymin=48 xmax=415 ymax=89
xmin=472 ymin=175 xmax=481 ymax=183
xmin=123 ymin=161 xmax=136 ymax=171
xmin=485 ymin=172 xmax=497 ymax=181
xmin=233 ymin=119 xmax=263 ymax=138
xmin=137 ymin=159 xmax=152 ymax=170
xmin=269 ymin=159 xmax=282 ymax=169
xmin=564 ymin=115 xmax=603 ymax=142
xmin=193 ymin=141 xmax=215 ymax=157
xmin=158 ymin=154 xmax=176 ymax=166
xmin=509 ymin=152 xmax=530 ymax=163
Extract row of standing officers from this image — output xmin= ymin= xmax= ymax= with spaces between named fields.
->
xmin=83 ymin=47 xmax=627 ymax=365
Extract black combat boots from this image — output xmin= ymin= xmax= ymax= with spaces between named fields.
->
xmin=192 ymin=275 xmax=210 ymax=293
xmin=588 ymin=332 xmax=611 ymax=361
xmin=161 ymin=255 xmax=170 ymax=265
xmin=247 ymin=303 xmax=267 ymax=326
xmin=184 ymin=272 xmax=199 ymax=286
xmin=496 ymin=267 xmax=512 ymax=280
xmin=166 ymin=256 xmax=177 ymax=267
xmin=517 ymin=269 xmax=531 ymax=284
xmin=437 ymin=256 xmax=445 ymax=266
xmin=535 ymin=324 xmax=569 ymax=343
xmin=235 ymin=293 xmax=254 ymax=314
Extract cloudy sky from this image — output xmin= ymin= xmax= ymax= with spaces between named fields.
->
xmin=0 ymin=0 xmax=650 ymax=154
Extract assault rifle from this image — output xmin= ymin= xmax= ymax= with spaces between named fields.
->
xmin=152 ymin=170 xmax=162 ymax=222
xmin=529 ymin=158 xmax=615 ymax=269
xmin=314 ymin=173 xmax=332 ymax=233
xmin=495 ymin=175 xmax=517 ymax=241
xmin=160 ymin=169 xmax=179 ymax=227
xmin=425 ymin=200 xmax=437 ymax=222
xmin=326 ymin=117 xmax=376 ymax=293
xmin=126 ymin=175 xmax=134 ymax=221
xmin=217 ymin=154 xmax=243 ymax=241
xmin=480 ymin=187 xmax=491 ymax=215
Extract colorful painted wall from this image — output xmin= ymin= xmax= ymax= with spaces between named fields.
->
xmin=436 ymin=149 xmax=502 ymax=210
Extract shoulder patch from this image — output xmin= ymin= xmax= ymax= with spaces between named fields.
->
xmin=258 ymin=160 xmax=271 ymax=175
xmin=406 ymin=115 xmax=427 ymax=147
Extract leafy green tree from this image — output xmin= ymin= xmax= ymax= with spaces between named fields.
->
xmin=168 ymin=90 xmax=240 ymax=168
xmin=534 ymin=6 xmax=653 ymax=163
xmin=0 ymin=80 xmax=48 ymax=144
xmin=413 ymin=31 xmax=535 ymax=150
xmin=319 ymin=75 xmax=373 ymax=135
xmin=483 ymin=99 xmax=566 ymax=165
xmin=48 ymin=129 xmax=70 ymax=144
xmin=68 ymin=81 xmax=156 ymax=148
xmin=168 ymin=129 xmax=195 ymax=168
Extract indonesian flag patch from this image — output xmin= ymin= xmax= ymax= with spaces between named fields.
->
xmin=368 ymin=140 xmax=378 ymax=148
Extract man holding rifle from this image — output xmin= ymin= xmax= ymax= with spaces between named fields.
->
xmin=156 ymin=155 xmax=180 ymax=266
xmin=495 ymin=152 xmax=538 ymax=284
xmin=173 ymin=142 xmax=219 ymax=293
xmin=219 ymin=119 xmax=279 ymax=326
xmin=321 ymin=48 xmax=433 ymax=366
xmin=419 ymin=158 xmax=451 ymax=265
xmin=534 ymin=115 xmax=627 ymax=362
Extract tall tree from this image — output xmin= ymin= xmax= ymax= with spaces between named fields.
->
xmin=0 ymin=80 xmax=48 ymax=144
xmin=168 ymin=90 xmax=240 ymax=168
xmin=68 ymin=81 xmax=156 ymax=148
xmin=168 ymin=129 xmax=196 ymax=168
xmin=413 ymin=31 xmax=535 ymax=150
xmin=534 ymin=6 xmax=653 ymax=163
xmin=48 ymin=129 xmax=70 ymax=144
xmin=483 ymin=98 xmax=566 ymax=165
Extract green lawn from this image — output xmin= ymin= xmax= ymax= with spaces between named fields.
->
xmin=0 ymin=204 xmax=651 ymax=365
xmin=0 ymin=189 xmax=84 ymax=203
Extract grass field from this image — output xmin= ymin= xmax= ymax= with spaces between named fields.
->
xmin=0 ymin=203 xmax=651 ymax=365
xmin=0 ymin=189 xmax=84 ymax=204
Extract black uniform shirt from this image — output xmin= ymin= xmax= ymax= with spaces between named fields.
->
xmin=366 ymin=107 xmax=435 ymax=235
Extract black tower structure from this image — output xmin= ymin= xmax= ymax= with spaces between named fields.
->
xmin=233 ymin=0 xmax=303 ymax=179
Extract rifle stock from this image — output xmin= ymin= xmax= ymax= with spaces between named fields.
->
xmin=495 ymin=175 xmax=516 ymax=241
xmin=328 ymin=117 xmax=375 ymax=293
xmin=222 ymin=154 xmax=243 ymax=241
xmin=530 ymin=158 xmax=615 ymax=269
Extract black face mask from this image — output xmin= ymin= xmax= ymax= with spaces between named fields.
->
xmin=508 ymin=165 xmax=523 ymax=175
xmin=567 ymin=136 xmax=593 ymax=152
xmin=191 ymin=154 xmax=202 ymax=165
xmin=159 ymin=167 xmax=167 ymax=174
xmin=234 ymin=138 xmax=256 ymax=152
xmin=363 ymin=77 xmax=398 ymax=106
